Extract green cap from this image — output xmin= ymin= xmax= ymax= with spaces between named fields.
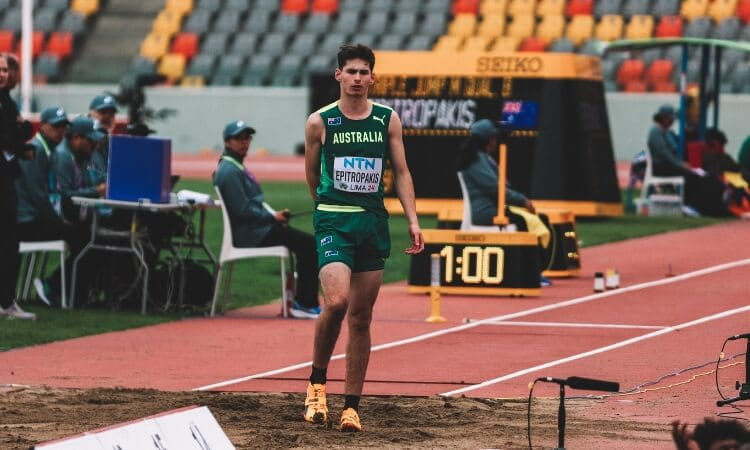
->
xmin=40 ymin=106 xmax=70 ymax=126
xmin=89 ymin=93 xmax=119 ymax=112
xmin=470 ymin=119 xmax=501 ymax=139
xmin=223 ymin=120 xmax=256 ymax=140
xmin=68 ymin=116 xmax=106 ymax=141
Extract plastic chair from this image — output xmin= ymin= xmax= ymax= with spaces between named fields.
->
xmin=186 ymin=53 xmax=216 ymax=77
xmin=390 ymin=12 xmax=417 ymax=36
xmin=680 ymin=0 xmax=709 ymax=21
xmin=33 ymin=8 xmax=60 ymax=34
xmin=712 ymin=16 xmax=741 ymax=39
xmin=480 ymin=0 xmax=507 ymax=15
xmin=332 ymin=11 xmax=360 ymax=34
xmin=490 ymin=35 xmax=521 ymax=51
xmin=362 ymin=11 xmax=389 ymax=34
xmin=339 ymin=0 xmax=365 ymax=11
xmin=213 ymin=10 xmax=242 ymax=32
xmin=738 ymin=0 xmax=750 ymax=23
xmin=201 ymin=32 xmax=230 ymax=55
xmin=477 ymin=14 xmax=506 ymax=37
xmin=212 ymin=188 xmax=291 ymax=317
xmin=243 ymin=11 xmax=273 ymax=33
xmin=565 ymin=14 xmax=594 ymax=45
xmin=0 ymin=30 xmax=13 ymax=53
xmin=171 ymin=32 xmax=199 ymax=59
xmin=708 ymin=0 xmax=738 ymax=22
xmin=634 ymin=148 xmax=684 ymax=215
xmin=288 ymin=33 xmax=318 ymax=54
xmin=183 ymin=10 xmax=213 ymax=34
xmin=274 ymin=13 xmax=301 ymax=33
xmin=519 ymin=36 xmax=547 ymax=51
xmin=258 ymin=33 xmax=288 ymax=55
xmin=453 ymin=0 xmax=480 ymax=14
xmin=152 ymin=9 xmax=185 ymax=36
xmin=536 ymin=15 xmax=565 ymax=44
xmin=548 ymin=36 xmax=575 ymax=52
xmin=58 ymin=10 xmax=87 ymax=36
xmin=303 ymin=13 xmax=331 ymax=34
xmin=684 ymin=16 xmax=712 ymax=38
xmin=70 ymin=0 xmax=99 ymax=17
xmin=507 ymin=0 xmax=536 ymax=17
xmin=45 ymin=31 xmax=73 ymax=60
xmin=462 ymin=35 xmax=491 ymax=51
xmin=456 ymin=172 xmax=500 ymax=232
xmin=507 ymin=14 xmax=535 ymax=39
xmin=131 ymin=56 xmax=157 ymax=76
xmin=651 ymin=0 xmax=680 ymax=17
xmin=565 ymin=0 xmax=593 ymax=16
xmin=625 ymin=14 xmax=654 ymax=39
xmin=420 ymin=12 xmax=449 ymax=36
xmin=405 ymin=35 xmax=434 ymax=50
xmin=433 ymin=35 xmax=463 ymax=51
xmin=616 ymin=58 xmax=645 ymax=87
xmin=282 ymin=0 xmax=308 ymax=13
xmin=158 ymin=53 xmax=187 ymax=81
xmin=655 ymin=15 xmax=683 ymax=37
xmin=594 ymin=14 xmax=624 ymax=41
xmin=166 ymin=0 xmax=194 ymax=14
xmin=369 ymin=0 xmax=395 ymax=11
xmin=646 ymin=59 xmax=674 ymax=85
xmin=376 ymin=34 xmax=404 ymax=49
xmin=19 ymin=240 xmax=68 ymax=308
xmin=311 ymin=0 xmax=339 ymax=13
xmin=594 ymin=0 xmax=622 ymax=18
xmin=537 ymin=0 xmax=564 ymax=16
xmin=622 ymin=0 xmax=650 ymax=18
xmin=447 ymin=13 xmax=477 ymax=37
xmin=140 ymin=32 xmax=171 ymax=60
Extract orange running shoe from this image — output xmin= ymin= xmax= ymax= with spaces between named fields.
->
xmin=304 ymin=383 xmax=328 ymax=424
xmin=340 ymin=407 xmax=362 ymax=432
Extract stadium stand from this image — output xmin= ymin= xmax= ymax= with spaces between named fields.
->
xmin=537 ymin=0 xmax=565 ymax=16
xmin=595 ymin=14 xmax=625 ymax=41
xmin=625 ymin=14 xmax=655 ymax=39
xmin=536 ymin=14 xmax=565 ymax=42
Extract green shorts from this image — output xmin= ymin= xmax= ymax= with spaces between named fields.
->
xmin=313 ymin=207 xmax=391 ymax=273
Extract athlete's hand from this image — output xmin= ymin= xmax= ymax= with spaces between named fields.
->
xmin=404 ymin=223 xmax=424 ymax=254
xmin=274 ymin=209 xmax=290 ymax=224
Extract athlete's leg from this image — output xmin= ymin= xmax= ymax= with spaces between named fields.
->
xmin=344 ymin=269 xmax=383 ymax=396
xmin=313 ymin=262 xmax=352 ymax=368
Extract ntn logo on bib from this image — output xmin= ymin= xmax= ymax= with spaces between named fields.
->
xmin=333 ymin=156 xmax=383 ymax=193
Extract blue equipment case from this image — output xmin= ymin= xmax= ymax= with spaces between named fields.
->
xmin=107 ymin=135 xmax=171 ymax=203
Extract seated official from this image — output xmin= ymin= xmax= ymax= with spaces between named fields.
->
xmin=214 ymin=120 xmax=321 ymax=319
xmin=456 ymin=119 xmax=552 ymax=285
xmin=738 ymin=135 xmax=750 ymax=184
xmin=88 ymin=93 xmax=119 ymax=185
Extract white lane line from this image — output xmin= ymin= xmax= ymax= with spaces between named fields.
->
xmin=440 ymin=304 xmax=750 ymax=397
xmin=193 ymin=257 xmax=750 ymax=391
xmin=468 ymin=320 xmax=667 ymax=330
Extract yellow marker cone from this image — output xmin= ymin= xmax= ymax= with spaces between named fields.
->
xmin=426 ymin=253 xmax=446 ymax=323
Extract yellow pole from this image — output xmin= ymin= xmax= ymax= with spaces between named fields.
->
xmin=493 ymin=143 xmax=509 ymax=226
xmin=426 ymin=253 xmax=446 ymax=323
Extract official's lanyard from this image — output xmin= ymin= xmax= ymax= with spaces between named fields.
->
xmin=35 ymin=134 xmax=51 ymax=158
xmin=68 ymin=152 xmax=92 ymax=189
xmin=221 ymin=155 xmax=258 ymax=183
xmin=36 ymin=135 xmax=56 ymax=192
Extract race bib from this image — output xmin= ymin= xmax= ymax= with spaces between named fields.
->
xmin=333 ymin=156 xmax=383 ymax=193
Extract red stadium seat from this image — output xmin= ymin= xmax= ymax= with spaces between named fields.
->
xmin=651 ymin=81 xmax=677 ymax=92
xmin=655 ymin=16 xmax=683 ymax=37
xmin=45 ymin=32 xmax=73 ymax=60
xmin=738 ymin=0 xmax=750 ymax=23
xmin=311 ymin=0 xmax=338 ymax=13
xmin=281 ymin=0 xmax=308 ymax=13
xmin=0 ymin=30 xmax=14 ymax=53
xmin=624 ymin=79 xmax=648 ymax=92
xmin=13 ymin=32 xmax=44 ymax=58
xmin=565 ymin=0 xmax=592 ymax=17
xmin=453 ymin=0 xmax=480 ymax=14
xmin=519 ymin=36 xmax=547 ymax=51
xmin=170 ymin=32 xmax=198 ymax=59
xmin=616 ymin=59 xmax=645 ymax=86
xmin=646 ymin=59 xmax=674 ymax=84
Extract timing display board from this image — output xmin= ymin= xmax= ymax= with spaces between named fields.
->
xmin=309 ymin=51 xmax=622 ymax=217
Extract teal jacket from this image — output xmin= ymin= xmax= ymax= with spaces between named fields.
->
xmin=15 ymin=133 xmax=61 ymax=223
xmin=90 ymin=137 xmax=108 ymax=185
xmin=55 ymin=139 xmax=99 ymax=223
xmin=647 ymin=124 xmax=683 ymax=169
xmin=461 ymin=152 xmax=529 ymax=226
xmin=213 ymin=150 xmax=274 ymax=247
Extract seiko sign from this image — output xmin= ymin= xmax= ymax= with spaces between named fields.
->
xmin=476 ymin=56 xmax=544 ymax=74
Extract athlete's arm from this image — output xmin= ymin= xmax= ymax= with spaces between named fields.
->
xmin=388 ymin=112 xmax=424 ymax=254
xmin=304 ymin=113 xmax=324 ymax=201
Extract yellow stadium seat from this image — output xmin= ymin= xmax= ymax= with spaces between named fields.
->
xmin=480 ymin=0 xmax=507 ymax=15
xmin=140 ymin=32 xmax=171 ymax=60
xmin=595 ymin=14 xmax=624 ymax=41
xmin=536 ymin=14 xmax=564 ymax=43
xmin=708 ymin=0 xmax=738 ymax=22
xmin=153 ymin=9 xmax=184 ymax=36
xmin=625 ymin=14 xmax=654 ymax=39
xmin=506 ymin=14 xmax=536 ymax=39
xmin=166 ymin=0 xmax=194 ymax=15
xmin=536 ymin=0 xmax=564 ymax=16
xmin=71 ymin=0 xmax=99 ymax=17
xmin=507 ymin=0 xmax=536 ymax=17
xmin=448 ymin=14 xmax=478 ymax=37
xmin=477 ymin=14 xmax=506 ymax=37
xmin=433 ymin=35 xmax=464 ymax=51
xmin=490 ymin=36 xmax=521 ymax=52
xmin=462 ymin=35 xmax=491 ymax=51
xmin=181 ymin=75 xmax=205 ymax=87
xmin=680 ymin=0 xmax=709 ymax=22
xmin=158 ymin=53 xmax=186 ymax=81
xmin=565 ymin=14 xmax=594 ymax=46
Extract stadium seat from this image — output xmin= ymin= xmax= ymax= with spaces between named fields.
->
xmin=166 ymin=0 xmax=193 ymax=15
xmin=311 ymin=0 xmax=339 ymax=13
xmin=0 ymin=9 xmax=22 ymax=33
xmin=595 ymin=14 xmax=624 ymax=41
xmin=577 ymin=37 xmax=603 ymax=55
xmin=646 ymin=59 xmax=674 ymax=85
xmin=490 ymin=36 xmax=521 ymax=51
xmin=477 ymin=14 xmax=506 ymax=37
xmin=405 ymin=35 xmax=434 ymax=50
xmin=317 ymin=33 xmax=348 ymax=55
xmin=186 ymin=53 xmax=216 ymax=77
xmin=20 ymin=31 xmax=46 ymax=59
xmin=282 ymin=0 xmax=308 ymax=13
xmin=45 ymin=0 xmax=71 ymax=14
xmin=288 ymin=32 xmax=318 ymax=54
xmin=684 ymin=16 xmax=712 ymax=38
xmin=712 ymin=16 xmax=741 ymax=39
xmin=158 ymin=53 xmax=187 ymax=81
xmin=480 ymin=0 xmax=507 ymax=15
xmin=462 ymin=35 xmax=491 ymax=51
xmin=507 ymin=14 xmax=535 ymax=39
xmin=195 ymin=0 xmax=222 ymax=13
xmin=243 ymin=11 xmax=273 ymax=33
xmin=332 ymin=11 xmax=360 ymax=34
xmin=214 ymin=54 xmax=245 ymax=83
xmin=350 ymin=32 xmax=377 ymax=47
xmin=616 ymin=59 xmax=645 ymax=87
xmin=424 ymin=0 xmax=452 ymax=13
xmin=519 ymin=36 xmax=547 ymax=51
xmin=223 ymin=0 xmax=252 ymax=11
xmin=213 ymin=10 xmax=242 ymax=32
xmin=507 ymin=0 xmax=536 ymax=17
xmin=447 ymin=14 xmax=477 ymax=37
xmin=651 ymin=81 xmax=677 ymax=92
xmin=536 ymin=14 xmax=565 ymax=42
xmin=625 ymin=14 xmax=654 ymax=39
xmin=130 ymin=56 xmax=156 ymax=76
xmin=600 ymin=57 xmax=622 ymax=79
xmin=180 ymin=75 xmax=204 ymax=86
xmin=623 ymin=79 xmax=647 ymax=92
xmin=565 ymin=0 xmax=593 ymax=16
xmin=240 ymin=54 xmax=274 ymax=86
xmin=370 ymin=0 xmax=395 ymax=12
xmin=420 ymin=13 xmax=449 ymax=37
xmin=594 ymin=0 xmax=622 ymax=18
xmin=565 ymin=14 xmax=594 ymax=45
xmin=362 ymin=12 xmax=389 ymax=34
xmin=391 ymin=12 xmax=417 ymax=36
xmin=272 ymin=54 xmax=304 ymax=86
xmin=34 ymin=53 xmax=61 ymax=82
xmin=153 ymin=9 xmax=184 ymax=36
xmin=740 ymin=22 xmax=750 ymax=39
xmin=71 ymin=0 xmax=99 ymax=17
xmin=548 ymin=36 xmax=575 ymax=52
xmin=708 ymin=0 xmax=738 ymax=22
xmin=0 ymin=31 xmax=13 ymax=53
xmin=140 ymin=32 xmax=171 ymax=60
xmin=171 ymin=32 xmax=198 ymax=59
xmin=537 ymin=0 xmax=564 ymax=15
xmin=730 ymin=63 xmax=750 ymax=93
xmin=254 ymin=0 xmax=281 ymax=11
xmin=274 ymin=13 xmax=301 ymax=33
xmin=651 ymin=0 xmax=680 ymax=17
xmin=228 ymin=32 xmax=258 ymax=54
xmin=721 ymin=48 xmax=746 ymax=72
xmin=738 ymin=0 xmax=750 ymax=23
xmin=303 ymin=13 xmax=331 ymax=34
xmin=258 ymin=33 xmax=288 ymax=54
xmin=376 ymin=34 xmax=404 ymax=49
xmin=34 ymin=8 xmax=61 ymax=34
xmin=183 ymin=10 xmax=213 ymax=34
xmin=306 ymin=54 xmax=335 ymax=74
xmin=392 ymin=0 xmax=421 ymax=13
xmin=621 ymin=0 xmax=649 ymax=18
xmin=201 ymin=32 xmax=230 ymax=55
xmin=639 ymin=47 xmax=662 ymax=67
xmin=655 ymin=15 xmax=683 ymax=37
xmin=433 ymin=35 xmax=463 ymax=51
xmin=453 ymin=0 xmax=480 ymax=14
xmin=680 ymin=0 xmax=709 ymax=22
xmin=340 ymin=0 xmax=365 ymax=11
xmin=45 ymin=31 xmax=73 ymax=59
xmin=58 ymin=10 xmax=86 ymax=36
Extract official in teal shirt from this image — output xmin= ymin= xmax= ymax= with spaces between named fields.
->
xmin=88 ymin=93 xmax=119 ymax=184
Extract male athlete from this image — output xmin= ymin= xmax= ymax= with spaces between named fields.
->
xmin=303 ymin=44 xmax=424 ymax=432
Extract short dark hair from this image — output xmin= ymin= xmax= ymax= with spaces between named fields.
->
xmin=693 ymin=419 xmax=750 ymax=450
xmin=337 ymin=44 xmax=375 ymax=71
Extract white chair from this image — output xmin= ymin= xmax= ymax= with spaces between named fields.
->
xmin=212 ymin=187 xmax=291 ymax=317
xmin=18 ymin=240 xmax=68 ymax=308
xmin=457 ymin=171 xmax=503 ymax=231
xmin=635 ymin=148 xmax=685 ymax=216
